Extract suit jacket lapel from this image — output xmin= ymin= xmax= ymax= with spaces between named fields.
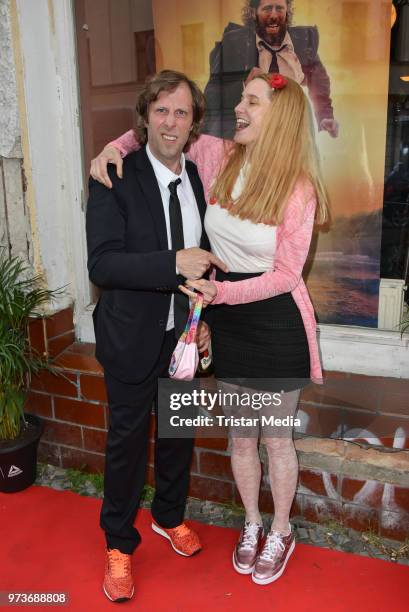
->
xmin=186 ymin=162 xmax=210 ymax=251
xmin=186 ymin=163 xmax=206 ymax=227
xmin=133 ymin=147 xmax=169 ymax=251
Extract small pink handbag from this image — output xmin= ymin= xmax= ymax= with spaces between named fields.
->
xmin=169 ymin=292 xmax=204 ymax=381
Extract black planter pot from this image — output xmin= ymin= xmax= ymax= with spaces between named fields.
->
xmin=0 ymin=413 xmax=44 ymax=493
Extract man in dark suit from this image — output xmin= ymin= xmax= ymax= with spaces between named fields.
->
xmin=204 ymin=0 xmax=339 ymax=139
xmin=86 ymin=70 xmax=227 ymax=603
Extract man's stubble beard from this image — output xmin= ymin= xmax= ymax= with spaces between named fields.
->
xmin=255 ymin=21 xmax=287 ymax=47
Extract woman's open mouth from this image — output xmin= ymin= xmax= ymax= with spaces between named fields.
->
xmin=235 ymin=118 xmax=250 ymax=132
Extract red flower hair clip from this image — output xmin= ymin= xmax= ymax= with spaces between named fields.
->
xmin=269 ymin=73 xmax=288 ymax=90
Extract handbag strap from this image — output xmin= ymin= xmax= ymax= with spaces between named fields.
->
xmin=182 ymin=291 xmax=203 ymax=344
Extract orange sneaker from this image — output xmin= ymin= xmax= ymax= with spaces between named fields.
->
xmin=151 ymin=521 xmax=202 ymax=556
xmin=103 ymin=548 xmax=134 ymax=603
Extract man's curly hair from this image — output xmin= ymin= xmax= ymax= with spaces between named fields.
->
xmin=242 ymin=0 xmax=294 ymax=27
xmin=134 ymin=70 xmax=205 ymax=150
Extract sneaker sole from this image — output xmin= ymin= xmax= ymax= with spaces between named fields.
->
xmin=232 ymin=551 xmax=255 ymax=575
xmin=151 ymin=522 xmax=202 ymax=557
xmin=252 ymin=540 xmax=295 ymax=585
xmin=103 ymin=583 xmax=134 ymax=603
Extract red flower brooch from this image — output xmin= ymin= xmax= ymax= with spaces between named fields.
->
xmin=269 ymin=73 xmax=288 ymax=89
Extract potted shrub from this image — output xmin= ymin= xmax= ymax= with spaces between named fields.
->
xmin=0 ymin=250 xmax=62 ymax=493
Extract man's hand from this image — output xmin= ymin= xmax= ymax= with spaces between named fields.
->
xmin=320 ymin=118 xmax=339 ymax=138
xmin=90 ymin=145 xmax=123 ymax=189
xmin=179 ymin=278 xmax=218 ymax=307
xmin=196 ymin=321 xmax=211 ymax=352
xmin=244 ymin=67 xmax=264 ymax=86
xmin=176 ymin=248 xmax=228 ymax=280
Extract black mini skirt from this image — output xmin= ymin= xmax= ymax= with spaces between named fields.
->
xmin=210 ymin=271 xmax=310 ymax=383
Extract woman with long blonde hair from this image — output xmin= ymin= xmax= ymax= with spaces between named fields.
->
xmin=91 ymin=71 xmax=329 ymax=586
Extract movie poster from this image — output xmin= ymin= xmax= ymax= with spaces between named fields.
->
xmin=151 ymin=0 xmax=391 ymax=326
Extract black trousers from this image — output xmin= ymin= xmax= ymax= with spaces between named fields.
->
xmin=100 ymin=331 xmax=195 ymax=554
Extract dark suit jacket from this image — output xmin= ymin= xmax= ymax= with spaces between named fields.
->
xmin=203 ymin=23 xmax=334 ymax=139
xmin=86 ymin=146 xmax=210 ymax=384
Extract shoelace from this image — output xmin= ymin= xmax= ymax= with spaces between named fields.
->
xmin=108 ymin=549 xmax=131 ymax=579
xmin=239 ymin=523 xmax=262 ymax=551
xmin=259 ymin=532 xmax=286 ymax=561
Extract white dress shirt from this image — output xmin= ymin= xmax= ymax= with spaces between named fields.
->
xmin=146 ymin=144 xmax=202 ymax=331
xmin=256 ymin=31 xmax=304 ymax=84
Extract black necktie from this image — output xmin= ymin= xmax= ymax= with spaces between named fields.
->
xmin=258 ymin=41 xmax=286 ymax=73
xmin=169 ymin=179 xmax=184 ymax=250
xmin=168 ymin=178 xmax=188 ymax=337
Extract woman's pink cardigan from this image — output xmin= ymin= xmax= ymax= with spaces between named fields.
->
xmin=111 ymin=131 xmax=323 ymax=383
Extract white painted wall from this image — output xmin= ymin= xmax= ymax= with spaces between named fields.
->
xmin=319 ymin=325 xmax=409 ymax=378
xmin=0 ymin=0 xmax=22 ymax=159
xmin=14 ymin=0 xmax=91 ymax=326
xmin=0 ymin=0 xmax=31 ymax=262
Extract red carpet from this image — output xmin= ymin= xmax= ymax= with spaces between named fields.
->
xmin=1 ymin=486 xmax=408 ymax=611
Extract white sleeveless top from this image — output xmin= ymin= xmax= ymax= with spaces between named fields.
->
xmin=204 ymin=165 xmax=277 ymax=273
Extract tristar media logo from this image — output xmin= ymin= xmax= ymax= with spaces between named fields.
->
xmin=8 ymin=465 xmax=23 ymax=478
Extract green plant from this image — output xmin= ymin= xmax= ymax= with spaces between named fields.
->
xmin=141 ymin=484 xmax=155 ymax=503
xmin=0 ymin=250 xmax=63 ymax=440
xmin=65 ymin=467 xmax=104 ymax=496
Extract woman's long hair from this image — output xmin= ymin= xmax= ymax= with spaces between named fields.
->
xmin=211 ymin=74 xmax=329 ymax=225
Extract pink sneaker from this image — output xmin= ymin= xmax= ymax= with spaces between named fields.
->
xmin=252 ymin=524 xmax=295 ymax=585
xmin=232 ymin=522 xmax=264 ymax=574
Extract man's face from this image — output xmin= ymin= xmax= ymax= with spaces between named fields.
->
xmin=255 ymin=0 xmax=288 ymax=46
xmin=145 ymin=83 xmax=193 ymax=170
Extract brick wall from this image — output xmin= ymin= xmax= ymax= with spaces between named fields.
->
xmin=27 ymin=307 xmax=409 ymax=541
